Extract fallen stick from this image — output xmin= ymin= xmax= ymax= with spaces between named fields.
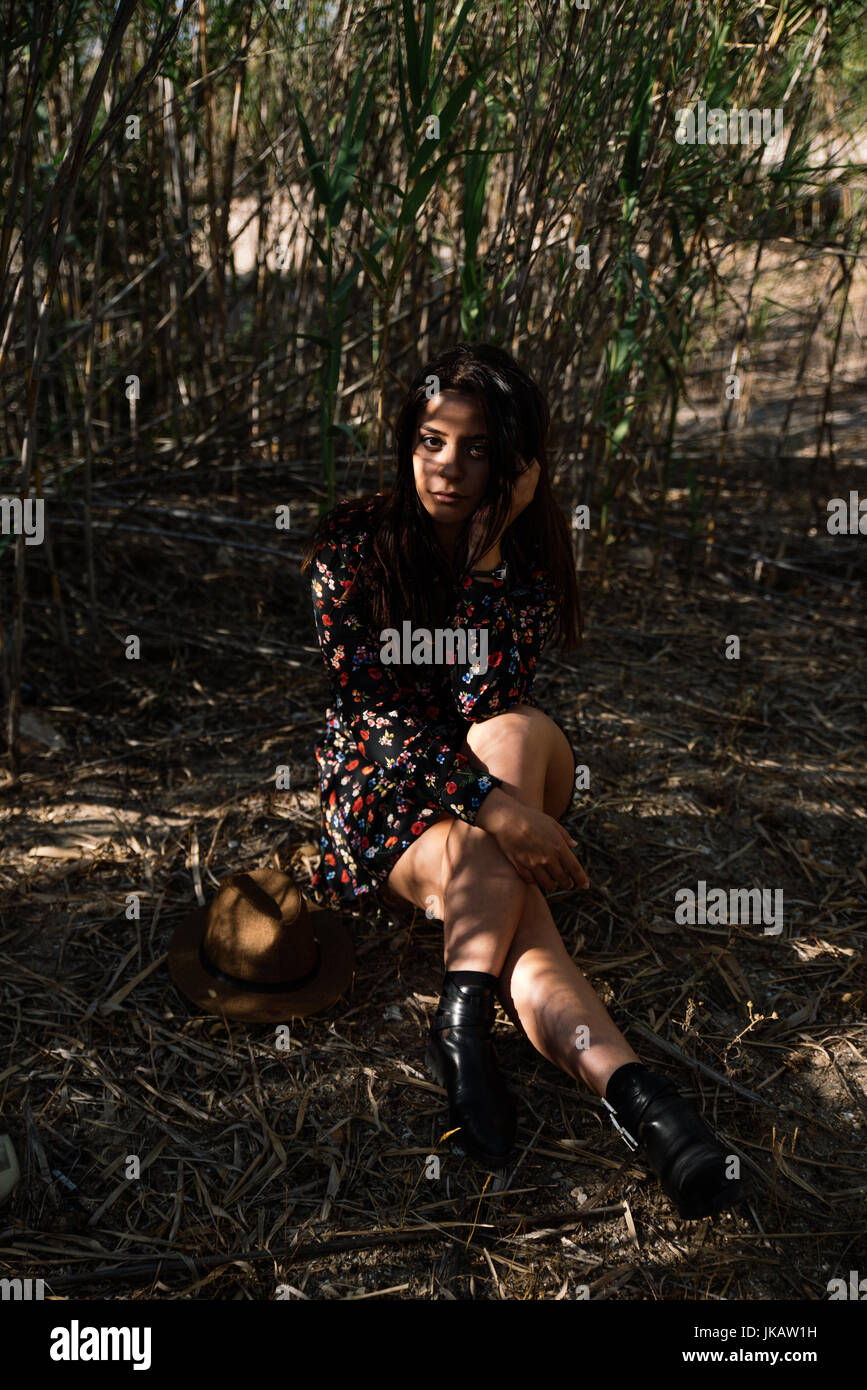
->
xmin=627 ymin=1020 xmax=780 ymax=1110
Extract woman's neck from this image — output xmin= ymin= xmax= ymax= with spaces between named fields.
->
xmin=434 ymin=525 xmax=502 ymax=571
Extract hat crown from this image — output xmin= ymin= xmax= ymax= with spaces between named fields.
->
xmin=202 ymin=869 xmax=318 ymax=985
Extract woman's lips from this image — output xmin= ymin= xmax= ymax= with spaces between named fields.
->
xmin=433 ymin=492 xmax=464 ymax=503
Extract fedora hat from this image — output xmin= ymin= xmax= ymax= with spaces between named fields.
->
xmin=168 ymin=868 xmax=355 ymax=1022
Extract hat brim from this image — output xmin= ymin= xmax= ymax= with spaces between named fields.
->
xmin=167 ymin=900 xmax=355 ymax=1023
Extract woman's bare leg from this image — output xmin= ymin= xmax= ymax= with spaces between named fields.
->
xmin=386 ymin=705 xmax=563 ymax=974
xmin=384 ymin=814 xmax=527 ymax=974
xmin=385 ymin=705 xmax=640 ymax=1096
xmin=439 ymin=704 xmax=564 ymax=973
xmin=497 ymin=887 xmax=640 ymax=1097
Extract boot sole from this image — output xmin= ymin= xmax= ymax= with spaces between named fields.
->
xmin=674 ymin=1180 xmax=747 ymax=1221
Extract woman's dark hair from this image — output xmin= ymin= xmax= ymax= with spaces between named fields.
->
xmin=301 ymin=342 xmax=582 ymax=651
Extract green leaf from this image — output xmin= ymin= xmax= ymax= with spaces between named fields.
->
xmin=669 ymin=211 xmax=686 ymax=266
xmin=463 ymin=137 xmax=491 ymax=255
xmin=629 ymin=251 xmax=661 ymax=315
xmin=353 ymin=190 xmax=402 ymax=244
xmin=419 ymin=0 xmax=436 ymax=105
xmin=333 ymin=258 xmax=365 ymax=306
xmin=326 ymin=334 xmax=345 ymax=392
xmin=333 ymin=223 xmax=395 ymax=306
xmin=611 ymin=418 xmax=631 ymax=445
xmin=356 ymin=245 xmax=386 ymax=289
xmin=406 ymin=68 xmax=478 ymax=186
xmin=428 ymin=0 xmax=475 ymax=109
xmin=331 ymin=56 xmax=377 ymax=224
xmin=293 ymin=331 xmax=332 ymax=349
xmin=330 ymin=421 xmax=362 ymax=450
xmin=42 ymin=0 xmax=89 ymax=85
xmin=620 ymin=56 xmax=653 ymax=196
xmin=402 ymin=0 xmax=424 ymax=109
xmin=606 ymin=327 xmax=638 ymax=376
xmin=293 ymin=92 xmax=331 ymax=209
xmin=393 ymin=4 xmax=413 ymax=147
xmin=306 ymin=232 xmax=329 ymax=269
xmin=400 ymin=150 xmax=452 ymax=227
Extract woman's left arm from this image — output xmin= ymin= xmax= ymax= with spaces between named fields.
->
xmin=446 ymin=565 xmax=559 ymax=721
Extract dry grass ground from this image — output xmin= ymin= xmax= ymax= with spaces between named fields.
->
xmin=1 ymin=251 xmax=865 ymax=1299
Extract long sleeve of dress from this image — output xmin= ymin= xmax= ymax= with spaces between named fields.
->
xmin=310 ymin=514 xmax=505 ymax=825
xmin=446 ymin=566 xmax=559 ymax=721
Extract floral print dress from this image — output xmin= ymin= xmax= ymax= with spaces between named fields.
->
xmin=309 ymin=494 xmax=565 ymax=910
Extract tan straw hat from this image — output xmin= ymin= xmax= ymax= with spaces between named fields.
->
xmin=168 ymin=868 xmax=355 ymax=1021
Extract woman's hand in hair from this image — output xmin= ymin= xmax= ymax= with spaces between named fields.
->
xmin=468 ymin=457 xmax=540 ymax=563
xmin=510 ymin=455 xmax=540 ymax=523
xmin=475 ymin=791 xmax=589 ymax=893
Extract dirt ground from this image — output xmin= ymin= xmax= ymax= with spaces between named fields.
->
xmin=1 ymin=242 xmax=865 ymax=1300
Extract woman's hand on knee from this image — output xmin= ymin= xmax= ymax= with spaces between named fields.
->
xmin=478 ymin=796 xmax=589 ymax=893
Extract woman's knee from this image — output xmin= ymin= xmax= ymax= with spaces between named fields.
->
xmin=468 ymin=703 xmax=545 ymax=736
xmin=384 ymin=814 xmax=453 ymax=913
xmin=463 ymin=707 xmax=574 ymax=815
xmin=464 ymin=704 xmax=561 ymax=762
xmin=390 ymin=822 xmax=522 ymax=920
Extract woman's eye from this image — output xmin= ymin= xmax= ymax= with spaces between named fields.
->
xmin=421 ymin=436 xmax=487 ymax=456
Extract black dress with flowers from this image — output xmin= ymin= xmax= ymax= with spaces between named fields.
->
xmin=309 ymin=494 xmax=562 ymax=909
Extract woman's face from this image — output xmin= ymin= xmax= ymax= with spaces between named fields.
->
xmin=412 ymin=390 xmax=491 ymax=545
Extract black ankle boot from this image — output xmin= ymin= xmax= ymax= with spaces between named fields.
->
xmin=603 ymin=1063 xmax=745 ymax=1220
xmin=425 ymin=971 xmax=517 ymax=1168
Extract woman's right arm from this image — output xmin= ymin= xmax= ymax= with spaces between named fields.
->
xmin=475 ymin=787 xmax=589 ymax=891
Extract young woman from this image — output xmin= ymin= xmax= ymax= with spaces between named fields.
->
xmin=301 ymin=343 xmax=743 ymax=1221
